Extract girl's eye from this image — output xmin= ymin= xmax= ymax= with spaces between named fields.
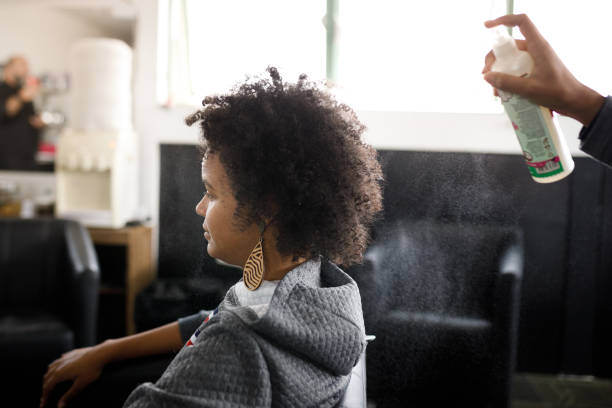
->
xmin=204 ymin=190 xmax=212 ymax=199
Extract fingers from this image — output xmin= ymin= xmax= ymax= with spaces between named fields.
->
xmin=483 ymin=71 xmax=532 ymax=96
xmin=481 ymin=37 xmax=528 ymax=96
xmin=56 ymin=381 xmax=80 ymax=408
xmin=482 ymin=50 xmax=495 ymax=74
xmin=40 ymin=363 xmax=65 ymax=407
xmin=29 ymin=115 xmax=45 ymax=128
xmin=40 ymin=374 xmax=58 ymax=407
xmin=43 ymin=360 xmax=60 ymax=383
xmin=40 ymin=370 xmax=55 ymax=406
xmin=484 ymin=14 xmax=544 ymax=43
xmin=481 ymin=41 xmax=526 ymax=75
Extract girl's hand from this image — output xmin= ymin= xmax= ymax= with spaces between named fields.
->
xmin=40 ymin=344 xmax=109 ymax=408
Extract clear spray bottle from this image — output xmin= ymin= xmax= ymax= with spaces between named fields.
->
xmin=491 ymin=28 xmax=574 ymax=183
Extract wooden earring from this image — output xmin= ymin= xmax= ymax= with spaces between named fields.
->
xmin=243 ymin=237 xmax=264 ymax=291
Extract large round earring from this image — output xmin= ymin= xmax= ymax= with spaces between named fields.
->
xmin=243 ymin=236 xmax=264 ymax=291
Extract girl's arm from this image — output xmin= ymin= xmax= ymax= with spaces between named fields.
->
xmin=41 ymin=321 xmax=184 ymax=408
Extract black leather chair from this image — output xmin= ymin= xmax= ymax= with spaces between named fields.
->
xmin=349 ymin=221 xmax=523 ymax=408
xmin=0 ymin=218 xmax=100 ymax=405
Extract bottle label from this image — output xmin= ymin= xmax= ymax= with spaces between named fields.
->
xmin=500 ymin=92 xmax=564 ymax=178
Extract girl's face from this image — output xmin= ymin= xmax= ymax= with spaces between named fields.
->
xmin=195 ymin=153 xmax=261 ymax=267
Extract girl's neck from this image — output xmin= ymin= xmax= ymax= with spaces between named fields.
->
xmin=261 ymin=236 xmax=306 ymax=281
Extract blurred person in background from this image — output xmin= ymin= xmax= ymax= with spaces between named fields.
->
xmin=0 ymin=55 xmax=44 ymax=170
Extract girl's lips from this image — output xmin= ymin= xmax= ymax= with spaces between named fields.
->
xmin=204 ymin=231 xmax=211 ymax=240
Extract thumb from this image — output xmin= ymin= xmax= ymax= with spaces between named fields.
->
xmin=484 ymin=71 xmax=532 ymax=96
xmin=57 ymin=381 xmax=83 ymax=408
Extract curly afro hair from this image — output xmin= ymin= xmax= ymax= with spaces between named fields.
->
xmin=185 ymin=67 xmax=383 ymax=266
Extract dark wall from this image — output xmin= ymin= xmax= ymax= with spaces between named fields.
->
xmin=158 ymin=144 xmax=241 ymax=284
xmin=158 ymin=143 xmax=612 ymax=377
xmin=158 ymin=144 xmax=202 ymax=278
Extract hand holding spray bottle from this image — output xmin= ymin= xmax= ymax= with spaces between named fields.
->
xmin=490 ymin=27 xmax=574 ymax=183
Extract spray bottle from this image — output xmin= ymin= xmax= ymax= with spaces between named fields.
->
xmin=491 ymin=28 xmax=574 ymax=183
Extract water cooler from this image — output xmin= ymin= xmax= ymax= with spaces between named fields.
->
xmin=56 ymin=38 xmax=138 ymax=228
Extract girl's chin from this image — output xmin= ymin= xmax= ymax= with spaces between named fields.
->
xmin=205 ymin=247 xmax=242 ymax=268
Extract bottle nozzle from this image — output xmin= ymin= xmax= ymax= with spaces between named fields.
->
xmin=491 ymin=26 xmax=518 ymax=58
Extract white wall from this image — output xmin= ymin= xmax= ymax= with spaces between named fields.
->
xmin=359 ymin=110 xmax=585 ymax=155
xmin=0 ymin=3 xmax=110 ymax=74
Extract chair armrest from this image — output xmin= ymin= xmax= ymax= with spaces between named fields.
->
xmin=338 ymin=349 xmax=367 ymax=408
xmin=64 ymin=220 xmax=100 ymax=347
xmin=338 ymin=336 xmax=373 ymax=408
xmin=495 ymin=232 xmax=523 ymax=331
xmin=499 ymin=237 xmax=523 ymax=279
xmin=492 ymin=232 xmax=523 ymax=408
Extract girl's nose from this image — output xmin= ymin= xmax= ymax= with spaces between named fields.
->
xmin=195 ymin=196 xmax=208 ymax=216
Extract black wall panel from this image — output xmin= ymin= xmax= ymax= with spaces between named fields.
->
xmin=158 ymin=144 xmax=241 ymax=284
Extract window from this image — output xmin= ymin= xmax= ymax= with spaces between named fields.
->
xmin=512 ymin=0 xmax=612 ymax=100
xmin=159 ymin=0 xmax=326 ymax=106
xmin=159 ymin=0 xmax=612 ymax=113
xmin=334 ymin=0 xmax=501 ymax=113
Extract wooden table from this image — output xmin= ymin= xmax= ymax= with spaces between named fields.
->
xmin=87 ymin=225 xmax=154 ymax=335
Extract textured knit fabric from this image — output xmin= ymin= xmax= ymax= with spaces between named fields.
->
xmin=579 ymin=95 xmax=612 ymax=168
xmin=177 ymin=310 xmax=210 ymax=345
xmin=124 ymin=258 xmax=366 ymax=408
xmin=176 ymin=279 xmax=279 ymax=342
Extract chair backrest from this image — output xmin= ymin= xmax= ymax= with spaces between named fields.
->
xmin=0 ymin=217 xmax=100 ymax=346
xmin=0 ymin=218 xmax=71 ymax=315
xmin=363 ymin=220 xmax=520 ymax=319
xmin=353 ymin=221 xmax=522 ymax=407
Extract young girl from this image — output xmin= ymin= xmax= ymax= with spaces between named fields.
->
xmin=41 ymin=67 xmax=383 ymax=408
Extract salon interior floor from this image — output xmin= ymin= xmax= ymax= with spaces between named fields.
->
xmin=363 ymin=373 xmax=612 ymax=408
xmin=511 ymin=373 xmax=612 ymax=408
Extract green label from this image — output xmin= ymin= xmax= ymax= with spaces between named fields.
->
xmin=501 ymin=93 xmax=563 ymax=178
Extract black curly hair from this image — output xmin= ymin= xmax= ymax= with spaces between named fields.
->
xmin=185 ymin=67 xmax=383 ymax=266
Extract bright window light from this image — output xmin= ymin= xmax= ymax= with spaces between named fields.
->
xmin=166 ymin=0 xmax=326 ymax=105
xmin=334 ymin=0 xmax=501 ymax=113
xmin=513 ymin=0 xmax=612 ymax=99
xmin=334 ymin=1 xmax=611 ymax=113
xmin=160 ymin=1 xmax=611 ymax=113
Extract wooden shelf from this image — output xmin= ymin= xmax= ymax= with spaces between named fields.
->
xmin=88 ymin=225 xmax=154 ymax=335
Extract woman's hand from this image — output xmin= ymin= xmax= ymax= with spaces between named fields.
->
xmin=29 ymin=115 xmax=46 ymax=129
xmin=18 ymin=78 xmax=40 ymax=102
xmin=482 ymin=14 xmax=604 ymax=126
xmin=40 ymin=344 xmax=109 ymax=408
